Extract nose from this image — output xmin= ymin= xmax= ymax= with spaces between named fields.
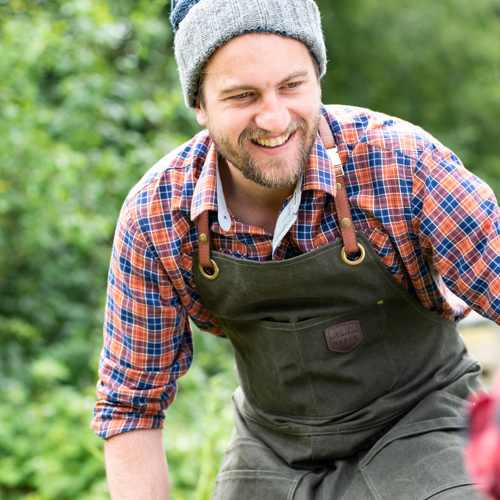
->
xmin=254 ymin=93 xmax=290 ymax=135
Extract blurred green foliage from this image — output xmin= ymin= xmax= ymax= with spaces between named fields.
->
xmin=0 ymin=0 xmax=499 ymax=498
xmin=317 ymin=0 xmax=500 ymax=190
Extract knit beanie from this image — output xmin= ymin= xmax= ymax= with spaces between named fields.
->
xmin=170 ymin=0 xmax=327 ymax=108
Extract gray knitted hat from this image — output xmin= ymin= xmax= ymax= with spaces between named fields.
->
xmin=170 ymin=0 xmax=327 ymax=108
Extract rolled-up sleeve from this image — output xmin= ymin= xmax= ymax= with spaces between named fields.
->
xmin=92 ymin=207 xmax=193 ymax=439
xmin=412 ymin=142 xmax=500 ymax=323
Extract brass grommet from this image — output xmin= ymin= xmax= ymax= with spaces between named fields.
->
xmin=341 ymin=243 xmax=366 ymax=266
xmin=336 ymin=182 xmax=342 ymax=190
xmin=341 ymin=218 xmax=352 ymax=228
xmin=199 ymin=234 xmax=208 ymax=244
xmin=199 ymin=259 xmax=219 ymax=280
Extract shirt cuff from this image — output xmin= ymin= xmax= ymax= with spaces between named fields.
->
xmin=91 ymin=402 xmax=165 ymax=439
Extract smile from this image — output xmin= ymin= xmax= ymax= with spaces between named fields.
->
xmin=252 ymin=131 xmax=293 ymax=148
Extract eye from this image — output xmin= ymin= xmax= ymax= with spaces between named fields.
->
xmin=284 ymin=81 xmax=302 ymax=89
xmin=232 ymin=92 xmax=252 ymax=100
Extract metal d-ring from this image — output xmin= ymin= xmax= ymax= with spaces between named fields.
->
xmin=341 ymin=243 xmax=366 ymax=266
xmin=199 ymin=259 xmax=219 ymax=280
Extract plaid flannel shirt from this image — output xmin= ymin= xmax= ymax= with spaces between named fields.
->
xmin=93 ymin=104 xmax=500 ymax=439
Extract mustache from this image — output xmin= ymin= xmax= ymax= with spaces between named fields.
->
xmin=238 ymin=118 xmax=308 ymax=147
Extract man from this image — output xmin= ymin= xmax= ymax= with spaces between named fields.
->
xmin=92 ymin=0 xmax=500 ymax=498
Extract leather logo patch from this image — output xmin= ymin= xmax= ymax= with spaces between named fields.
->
xmin=324 ymin=320 xmax=363 ymax=353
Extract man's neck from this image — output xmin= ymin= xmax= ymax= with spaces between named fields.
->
xmin=218 ymin=157 xmax=295 ymax=234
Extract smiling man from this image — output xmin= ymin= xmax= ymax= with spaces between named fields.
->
xmin=196 ymin=32 xmax=322 ymax=233
xmin=93 ymin=1 xmax=500 ymax=499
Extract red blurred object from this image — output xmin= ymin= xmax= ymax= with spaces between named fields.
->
xmin=466 ymin=372 xmax=500 ymax=500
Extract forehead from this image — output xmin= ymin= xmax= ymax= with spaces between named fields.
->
xmin=202 ymin=32 xmax=316 ymax=92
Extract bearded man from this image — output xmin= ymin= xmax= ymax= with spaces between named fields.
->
xmin=93 ymin=1 xmax=500 ymax=498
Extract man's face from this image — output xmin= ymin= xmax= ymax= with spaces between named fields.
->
xmin=196 ymin=33 xmax=322 ymax=190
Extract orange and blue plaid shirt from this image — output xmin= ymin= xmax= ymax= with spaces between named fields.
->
xmin=93 ymin=105 xmax=500 ymax=438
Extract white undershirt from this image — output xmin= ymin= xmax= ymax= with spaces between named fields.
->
xmin=215 ymin=156 xmax=302 ymax=255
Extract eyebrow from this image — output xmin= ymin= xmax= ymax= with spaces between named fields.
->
xmin=217 ymin=69 xmax=310 ymax=98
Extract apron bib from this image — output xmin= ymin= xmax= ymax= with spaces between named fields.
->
xmin=191 ymin=119 xmax=483 ymax=499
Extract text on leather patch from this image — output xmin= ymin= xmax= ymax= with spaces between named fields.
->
xmin=324 ymin=320 xmax=363 ymax=353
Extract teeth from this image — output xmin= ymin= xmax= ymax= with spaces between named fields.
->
xmin=255 ymin=132 xmax=291 ymax=148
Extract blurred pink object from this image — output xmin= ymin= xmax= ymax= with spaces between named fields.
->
xmin=466 ymin=371 xmax=500 ymax=500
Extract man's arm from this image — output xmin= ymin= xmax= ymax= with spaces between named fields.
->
xmin=412 ymin=143 xmax=500 ymax=323
xmin=93 ymin=207 xmax=193 ymax=491
xmin=105 ymin=429 xmax=170 ymax=500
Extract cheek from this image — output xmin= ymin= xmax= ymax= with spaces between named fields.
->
xmin=290 ymin=97 xmax=321 ymax=125
xmin=222 ymin=115 xmax=251 ymax=142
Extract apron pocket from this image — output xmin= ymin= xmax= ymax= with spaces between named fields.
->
xmin=224 ymin=302 xmax=398 ymax=418
xmin=212 ymin=431 xmax=313 ymax=500
xmin=359 ymin=430 xmax=478 ymax=500
xmin=358 ymin=390 xmax=479 ymax=500
xmin=211 ymin=470 xmax=304 ymax=500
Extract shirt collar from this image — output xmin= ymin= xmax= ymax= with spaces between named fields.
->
xmin=301 ymin=132 xmax=338 ymax=197
xmin=190 ymin=141 xmax=219 ymax=221
xmin=189 ymin=143 xmax=240 ymax=231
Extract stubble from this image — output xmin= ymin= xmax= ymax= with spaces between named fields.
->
xmin=207 ymin=108 xmax=322 ymax=189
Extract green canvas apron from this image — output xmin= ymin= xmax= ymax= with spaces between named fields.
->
xmin=192 ymin=120 xmax=484 ymax=499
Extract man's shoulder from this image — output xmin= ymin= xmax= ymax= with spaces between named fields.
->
xmin=324 ymin=104 xmax=435 ymax=160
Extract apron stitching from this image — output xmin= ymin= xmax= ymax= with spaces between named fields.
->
xmin=241 ymin=397 xmax=406 ymax=422
xmin=360 ymin=417 xmax=468 ymax=468
xmin=203 ymin=240 xmax=351 ymax=269
xmin=256 ymin=303 xmax=384 ymax=331
xmin=387 ymin=416 xmax=467 ymax=432
xmin=287 ymin=476 xmax=304 ymax=500
xmin=415 ymin=480 xmax=478 ymax=500
xmin=226 ymin=439 xmax=275 ymax=452
xmin=311 ymin=435 xmax=318 ymax=462
xmin=218 ymin=470 xmax=316 ymax=485
xmin=293 ymin=330 xmax=320 ymax=418
xmin=254 ymin=471 xmax=257 ymax=500
xmin=240 ymin=405 xmax=410 ymax=433
xmin=219 ymin=472 xmax=296 ymax=481
xmin=361 ymin=467 xmax=384 ymax=500
xmin=382 ymin=331 xmax=398 ymax=392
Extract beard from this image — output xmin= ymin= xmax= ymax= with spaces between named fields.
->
xmin=207 ymin=109 xmax=321 ymax=189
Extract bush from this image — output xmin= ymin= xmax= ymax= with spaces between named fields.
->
xmin=1 ymin=0 xmax=498 ymax=497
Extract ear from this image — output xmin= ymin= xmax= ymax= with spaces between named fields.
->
xmin=195 ymin=98 xmax=207 ymax=127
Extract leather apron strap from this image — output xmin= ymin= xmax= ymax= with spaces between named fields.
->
xmin=197 ymin=115 xmax=361 ymax=271
xmin=318 ymin=115 xmax=360 ymax=256
xmin=197 ymin=205 xmax=214 ymax=272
